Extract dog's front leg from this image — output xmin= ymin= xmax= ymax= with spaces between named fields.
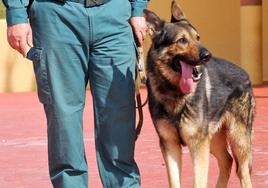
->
xmin=189 ymin=137 xmax=210 ymax=188
xmin=156 ymin=119 xmax=182 ymax=188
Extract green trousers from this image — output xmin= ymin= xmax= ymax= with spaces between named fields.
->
xmin=27 ymin=0 xmax=140 ymax=187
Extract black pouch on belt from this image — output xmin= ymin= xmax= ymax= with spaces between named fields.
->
xmin=54 ymin=0 xmax=109 ymax=7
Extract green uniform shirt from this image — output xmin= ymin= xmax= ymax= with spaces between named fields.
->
xmin=2 ymin=0 xmax=148 ymax=25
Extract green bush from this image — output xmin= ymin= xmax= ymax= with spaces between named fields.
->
xmin=0 ymin=2 xmax=5 ymax=19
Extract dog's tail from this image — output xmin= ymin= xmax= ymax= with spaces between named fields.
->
xmin=247 ymin=91 xmax=255 ymax=174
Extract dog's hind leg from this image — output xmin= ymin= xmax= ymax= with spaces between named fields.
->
xmin=229 ymin=121 xmax=253 ymax=188
xmin=210 ymin=130 xmax=233 ymax=188
xmin=188 ymin=137 xmax=210 ymax=188
xmin=156 ymin=119 xmax=182 ymax=188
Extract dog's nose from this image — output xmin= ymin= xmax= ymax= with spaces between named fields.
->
xmin=200 ymin=49 xmax=212 ymax=63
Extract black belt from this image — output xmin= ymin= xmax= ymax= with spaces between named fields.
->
xmin=56 ymin=0 xmax=109 ymax=7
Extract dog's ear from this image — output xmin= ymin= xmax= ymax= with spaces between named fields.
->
xmin=171 ymin=0 xmax=186 ymax=23
xmin=144 ymin=9 xmax=165 ymax=37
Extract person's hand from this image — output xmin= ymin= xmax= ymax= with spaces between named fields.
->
xmin=7 ymin=23 xmax=33 ymax=57
xmin=129 ymin=16 xmax=148 ymax=47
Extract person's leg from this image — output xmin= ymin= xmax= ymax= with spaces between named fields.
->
xmin=28 ymin=1 xmax=90 ymax=187
xmin=87 ymin=0 xmax=140 ymax=187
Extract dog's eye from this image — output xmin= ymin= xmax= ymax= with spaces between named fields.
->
xmin=196 ymin=35 xmax=200 ymax=41
xmin=178 ymin=37 xmax=188 ymax=45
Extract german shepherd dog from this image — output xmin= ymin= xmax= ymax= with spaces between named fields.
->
xmin=144 ymin=1 xmax=255 ymax=188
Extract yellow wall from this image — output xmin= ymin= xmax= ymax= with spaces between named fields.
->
xmin=146 ymin=0 xmax=241 ymax=65
xmin=0 ymin=20 xmax=36 ymax=93
xmin=240 ymin=6 xmax=262 ymax=84
xmin=263 ymin=1 xmax=268 ymax=81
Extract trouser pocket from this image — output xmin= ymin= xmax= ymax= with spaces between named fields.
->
xmin=27 ymin=47 xmax=52 ymax=104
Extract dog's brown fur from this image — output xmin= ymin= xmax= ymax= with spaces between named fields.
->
xmin=144 ymin=1 xmax=255 ymax=188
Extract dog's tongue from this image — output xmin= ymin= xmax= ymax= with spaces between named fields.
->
xmin=179 ymin=61 xmax=194 ymax=94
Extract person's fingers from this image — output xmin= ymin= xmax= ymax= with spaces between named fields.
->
xmin=7 ymin=23 xmax=32 ymax=57
xmin=19 ymin=38 xmax=31 ymax=57
xmin=130 ymin=16 xmax=148 ymax=46
xmin=135 ymin=30 xmax=143 ymax=47
xmin=141 ymin=24 xmax=148 ymax=33
xmin=7 ymin=31 xmax=17 ymax=49
xmin=135 ymin=29 xmax=147 ymax=46
xmin=140 ymin=18 xmax=148 ymax=34
xmin=7 ymin=33 xmax=20 ymax=50
xmin=27 ymin=26 xmax=33 ymax=47
xmin=8 ymin=37 xmax=31 ymax=57
xmin=141 ymin=30 xmax=146 ymax=39
xmin=8 ymin=39 xmax=20 ymax=50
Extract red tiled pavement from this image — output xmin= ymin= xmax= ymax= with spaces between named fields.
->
xmin=0 ymin=84 xmax=268 ymax=188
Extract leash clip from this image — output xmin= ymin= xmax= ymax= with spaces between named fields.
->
xmin=136 ymin=47 xmax=147 ymax=84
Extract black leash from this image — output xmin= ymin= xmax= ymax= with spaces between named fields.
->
xmin=135 ymin=47 xmax=148 ymax=140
